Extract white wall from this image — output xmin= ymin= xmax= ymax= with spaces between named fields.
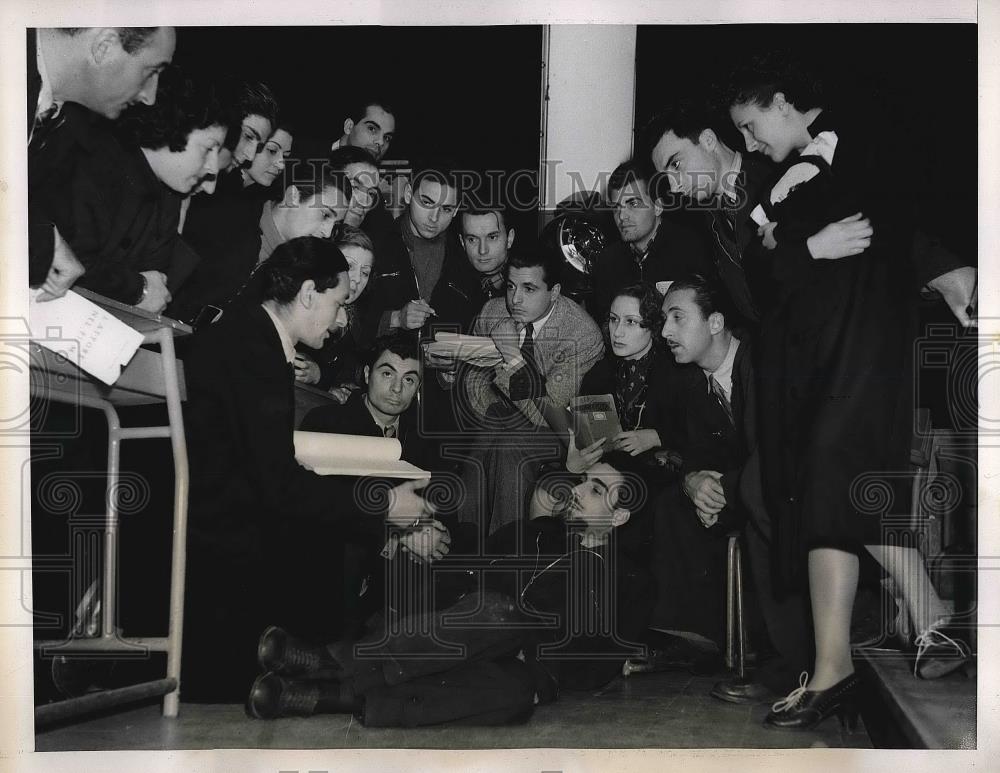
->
xmin=540 ymin=24 xmax=637 ymax=212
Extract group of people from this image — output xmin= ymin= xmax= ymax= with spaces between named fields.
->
xmin=29 ymin=27 xmax=977 ymax=733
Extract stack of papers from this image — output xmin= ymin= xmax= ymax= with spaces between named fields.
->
xmin=424 ymin=332 xmax=503 ymax=367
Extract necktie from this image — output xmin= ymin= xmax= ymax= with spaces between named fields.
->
xmin=709 ymin=375 xmax=735 ymax=427
xmin=521 ymin=322 xmax=535 ymax=362
xmin=383 ymin=424 xmax=396 ymax=439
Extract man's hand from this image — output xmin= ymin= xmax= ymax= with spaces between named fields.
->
xmin=489 ymin=317 xmax=522 ymax=365
xmin=613 ymin=429 xmax=661 ymax=456
xmin=395 ymin=299 xmax=436 ymax=330
xmin=384 ymin=480 xmax=436 ymax=527
xmin=137 ymin=271 xmax=171 ymax=313
xmin=758 ymin=222 xmax=778 ymax=250
xmin=695 ymin=507 xmax=719 ymax=529
xmin=806 ymin=212 xmax=873 ymax=260
xmin=36 ymin=227 xmax=85 ymax=302
xmin=566 ymin=429 xmax=605 ymax=473
xmin=399 ymin=520 xmax=451 ymax=564
xmin=293 ymin=354 xmax=321 ymax=384
xmin=683 ymin=470 xmax=726 ymax=515
xmin=328 ymin=386 xmax=352 ymax=403
xmin=926 ymin=266 xmax=977 ymax=327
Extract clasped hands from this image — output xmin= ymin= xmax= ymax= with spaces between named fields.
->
xmin=683 ymin=469 xmax=725 ymax=528
xmin=385 ymin=480 xmax=450 ymax=564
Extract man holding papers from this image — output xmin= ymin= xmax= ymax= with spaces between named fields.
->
xmin=459 ymin=247 xmax=604 ymax=429
xmin=182 ymin=237 xmax=436 ymax=702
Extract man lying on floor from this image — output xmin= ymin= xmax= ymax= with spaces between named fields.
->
xmin=245 ymin=460 xmax=654 ymax=726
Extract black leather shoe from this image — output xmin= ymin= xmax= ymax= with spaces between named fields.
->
xmin=764 ymin=672 xmax=861 ymax=731
xmin=246 ymin=672 xmax=320 ymax=719
xmin=710 ymin=677 xmax=777 ymax=705
xmin=257 ymin=626 xmax=344 ymax=679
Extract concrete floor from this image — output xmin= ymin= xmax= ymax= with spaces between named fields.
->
xmin=35 ymin=670 xmax=871 ymax=751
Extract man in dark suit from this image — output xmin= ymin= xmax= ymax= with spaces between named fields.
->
xmin=591 ymin=158 xmax=713 ymax=322
xmin=643 ymin=101 xmax=774 ymax=328
xmin=300 ymin=332 xmax=434 ymax=469
xmin=182 ymin=236 xmax=439 ymax=701
xmin=651 ymin=275 xmax=757 ymax=650
xmin=29 ymin=66 xmax=225 ymax=312
xmin=28 ymin=26 xmax=176 ymax=301
xmin=643 ymin=105 xmax=817 ymax=703
xmin=363 ymin=162 xmax=466 ymax=340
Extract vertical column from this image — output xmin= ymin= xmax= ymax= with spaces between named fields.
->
xmin=539 ymin=24 xmax=637 ymax=225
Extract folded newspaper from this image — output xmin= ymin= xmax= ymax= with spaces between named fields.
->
xmin=424 ymin=332 xmax=503 ymax=367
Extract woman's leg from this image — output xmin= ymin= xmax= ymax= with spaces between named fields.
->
xmin=865 ymin=543 xmax=949 ymax=637
xmin=808 ymin=546 xmax=859 ymax=690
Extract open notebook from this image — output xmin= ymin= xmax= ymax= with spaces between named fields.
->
xmin=293 ymin=431 xmax=430 ymax=479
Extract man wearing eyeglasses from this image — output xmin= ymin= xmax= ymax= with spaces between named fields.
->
xmin=591 ymin=158 xmax=712 ymax=323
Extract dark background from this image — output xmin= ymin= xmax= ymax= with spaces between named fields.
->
xmin=172 ymin=24 xmax=976 ymax=252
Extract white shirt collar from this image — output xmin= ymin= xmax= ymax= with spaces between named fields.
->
xmin=518 ymin=299 xmax=557 ymax=345
xmin=34 ymin=37 xmax=61 ymax=120
xmin=261 ymin=304 xmax=298 ymax=365
xmin=703 ymin=336 xmax=740 ymax=400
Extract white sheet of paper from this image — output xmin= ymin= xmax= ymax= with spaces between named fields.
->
xmin=28 ymin=289 xmax=145 ymax=386
xmin=293 ymin=431 xmax=430 ymax=479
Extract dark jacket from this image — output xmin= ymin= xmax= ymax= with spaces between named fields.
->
xmin=362 ymin=214 xmax=467 ymax=341
xmin=169 ymin=171 xmax=272 ymax=323
xmin=28 ymin=103 xmax=198 ymax=303
xmin=669 ymin=337 xmax=755 ymax=534
xmin=184 ymin=303 xmax=385 ymax=560
xmin=429 ymin=255 xmax=506 ymax=335
xmin=591 ymin=212 xmax=713 ymax=322
xmin=487 ymin=516 xmax=654 ymax=691
xmin=703 ymin=152 xmax=775 ymax=328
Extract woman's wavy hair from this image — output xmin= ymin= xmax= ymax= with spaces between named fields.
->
xmin=116 ymin=65 xmax=227 ymax=151
xmin=609 ymin=281 xmax=665 ymax=334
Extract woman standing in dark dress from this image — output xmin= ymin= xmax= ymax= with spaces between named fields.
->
xmin=725 ymin=55 xmax=968 ymax=729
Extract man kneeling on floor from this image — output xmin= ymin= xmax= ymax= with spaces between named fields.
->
xmin=246 ymin=460 xmax=652 ymax=726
